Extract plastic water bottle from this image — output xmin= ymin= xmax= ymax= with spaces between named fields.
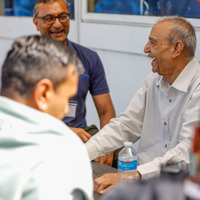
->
xmin=118 ymin=142 xmax=138 ymax=183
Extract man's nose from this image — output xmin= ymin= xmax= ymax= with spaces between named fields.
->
xmin=144 ymin=41 xmax=150 ymax=53
xmin=53 ymin=18 xmax=62 ymax=27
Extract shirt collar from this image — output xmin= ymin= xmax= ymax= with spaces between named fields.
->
xmin=156 ymin=57 xmax=199 ymax=93
xmin=172 ymin=57 xmax=199 ymax=93
xmin=0 ymin=96 xmax=68 ymax=136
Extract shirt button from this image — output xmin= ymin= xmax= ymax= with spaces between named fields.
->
xmin=165 ymin=144 xmax=168 ymax=148
xmin=163 ymin=122 xmax=167 ymax=126
xmin=169 ymin=99 xmax=172 ymax=103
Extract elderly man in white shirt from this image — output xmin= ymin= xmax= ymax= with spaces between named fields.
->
xmin=86 ymin=16 xmax=200 ymax=194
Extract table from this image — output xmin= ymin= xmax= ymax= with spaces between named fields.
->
xmin=92 ymin=161 xmax=118 ymax=200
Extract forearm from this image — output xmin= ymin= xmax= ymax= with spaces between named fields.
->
xmin=138 ymin=141 xmax=191 ymax=179
xmin=99 ymin=110 xmax=116 ymax=128
xmin=93 ymin=93 xmax=116 ymax=129
xmin=86 ymin=121 xmax=125 ymax=160
xmin=86 ymin=115 xmax=141 ymax=161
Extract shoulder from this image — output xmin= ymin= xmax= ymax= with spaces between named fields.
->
xmin=68 ymin=40 xmax=99 ymax=59
xmin=67 ymin=40 xmax=103 ymax=72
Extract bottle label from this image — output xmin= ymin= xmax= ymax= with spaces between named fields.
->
xmin=118 ymin=159 xmax=137 ymax=171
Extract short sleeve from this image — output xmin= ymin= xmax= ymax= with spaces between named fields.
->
xmin=89 ymin=53 xmax=109 ymax=95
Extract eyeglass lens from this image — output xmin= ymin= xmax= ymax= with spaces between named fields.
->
xmin=44 ymin=13 xmax=70 ymax=24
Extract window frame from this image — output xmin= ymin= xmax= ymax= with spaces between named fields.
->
xmin=82 ymin=0 xmax=200 ymax=29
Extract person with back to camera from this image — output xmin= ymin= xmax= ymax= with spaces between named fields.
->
xmin=86 ymin=16 xmax=200 ymax=194
xmin=0 ymin=35 xmax=93 ymax=200
xmin=33 ymin=0 xmax=116 ymax=166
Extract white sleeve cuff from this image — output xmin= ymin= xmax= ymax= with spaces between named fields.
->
xmin=137 ymin=161 xmax=161 ymax=179
xmin=85 ymin=141 xmax=100 ymax=161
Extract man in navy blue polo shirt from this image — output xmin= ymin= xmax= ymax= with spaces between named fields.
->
xmin=33 ymin=0 xmax=115 ymax=166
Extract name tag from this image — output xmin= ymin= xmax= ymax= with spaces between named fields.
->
xmin=66 ymin=101 xmax=77 ymax=117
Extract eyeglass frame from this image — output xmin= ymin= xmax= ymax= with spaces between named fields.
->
xmin=36 ymin=12 xmax=70 ymax=25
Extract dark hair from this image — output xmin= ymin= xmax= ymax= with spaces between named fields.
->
xmin=33 ymin=0 xmax=69 ymax=18
xmin=1 ymin=35 xmax=82 ymax=99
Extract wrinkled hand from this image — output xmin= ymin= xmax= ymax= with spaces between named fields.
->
xmin=94 ymin=152 xmax=114 ymax=167
xmin=70 ymin=127 xmax=91 ymax=143
xmin=94 ymin=173 xmax=119 ymax=195
xmin=94 ymin=171 xmax=141 ymax=195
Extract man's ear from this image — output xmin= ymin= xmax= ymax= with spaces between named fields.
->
xmin=33 ymin=18 xmax=40 ymax=32
xmin=172 ymin=40 xmax=184 ymax=58
xmin=33 ymin=79 xmax=54 ymax=112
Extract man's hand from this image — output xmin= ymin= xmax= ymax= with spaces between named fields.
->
xmin=94 ymin=152 xmax=114 ymax=166
xmin=94 ymin=173 xmax=119 ymax=195
xmin=70 ymin=127 xmax=91 ymax=143
xmin=94 ymin=171 xmax=141 ymax=195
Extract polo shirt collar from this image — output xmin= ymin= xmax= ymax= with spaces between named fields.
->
xmin=156 ymin=57 xmax=199 ymax=93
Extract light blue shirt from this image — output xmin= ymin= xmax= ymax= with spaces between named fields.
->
xmin=0 ymin=96 xmax=93 ymax=200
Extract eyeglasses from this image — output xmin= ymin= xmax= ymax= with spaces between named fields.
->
xmin=37 ymin=13 xmax=70 ymax=25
